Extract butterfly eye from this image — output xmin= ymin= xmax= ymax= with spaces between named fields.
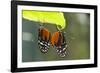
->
xmin=38 ymin=28 xmax=51 ymax=53
xmin=51 ymin=32 xmax=67 ymax=57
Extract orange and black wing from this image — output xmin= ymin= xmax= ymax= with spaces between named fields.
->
xmin=38 ymin=28 xmax=51 ymax=53
xmin=51 ymin=31 xmax=67 ymax=57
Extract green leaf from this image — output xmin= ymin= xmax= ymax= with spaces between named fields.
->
xmin=22 ymin=10 xmax=66 ymax=30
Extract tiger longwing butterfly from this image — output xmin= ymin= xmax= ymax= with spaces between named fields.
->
xmin=51 ymin=31 xmax=67 ymax=57
xmin=38 ymin=27 xmax=51 ymax=53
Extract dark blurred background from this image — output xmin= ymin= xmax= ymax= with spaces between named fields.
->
xmin=22 ymin=12 xmax=90 ymax=62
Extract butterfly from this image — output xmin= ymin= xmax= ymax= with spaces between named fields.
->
xmin=38 ymin=27 xmax=67 ymax=57
xmin=51 ymin=31 xmax=67 ymax=57
xmin=38 ymin=27 xmax=51 ymax=53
